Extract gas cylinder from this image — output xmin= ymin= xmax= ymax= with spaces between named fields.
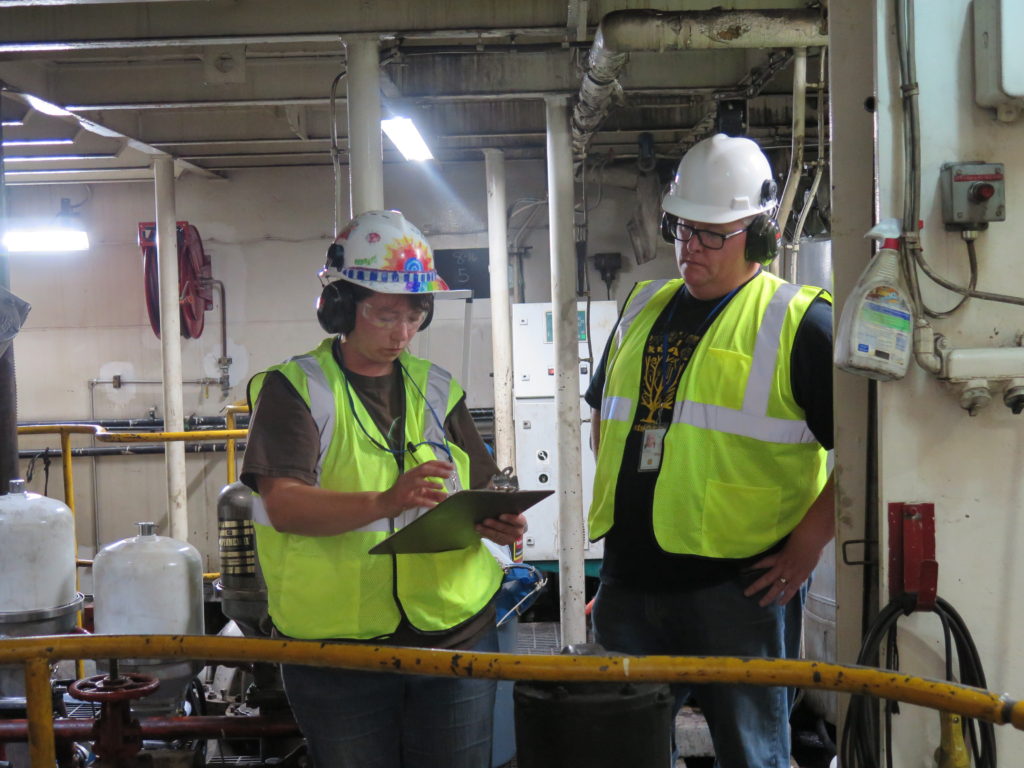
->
xmin=93 ymin=522 xmax=204 ymax=714
xmin=0 ymin=478 xmax=78 ymax=617
xmin=214 ymin=481 xmax=270 ymax=636
xmin=0 ymin=479 xmax=83 ymax=698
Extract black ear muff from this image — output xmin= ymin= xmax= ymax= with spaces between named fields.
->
xmin=316 ymin=280 xmax=355 ymax=335
xmin=744 ymin=214 xmax=782 ymax=265
xmin=660 ymin=212 xmax=678 ymax=244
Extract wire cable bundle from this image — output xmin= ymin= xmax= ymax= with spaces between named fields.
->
xmin=840 ymin=593 xmax=996 ymax=768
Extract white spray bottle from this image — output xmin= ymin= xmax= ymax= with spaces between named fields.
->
xmin=833 ymin=219 xmax=915 ymax=380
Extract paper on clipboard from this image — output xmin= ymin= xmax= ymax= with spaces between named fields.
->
xmin=368 ymin=489 xmax=553 ymax=555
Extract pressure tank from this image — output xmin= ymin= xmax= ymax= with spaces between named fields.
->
xmin=93 ymin=522 xmax=204 ymax=714
xmin=0 ymin=479 xmax=83 ymax=698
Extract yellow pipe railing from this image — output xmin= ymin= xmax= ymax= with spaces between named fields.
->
xmin=224 ymin=403 xmax=250 ymax=484
xmin=0 ymin=634 xmax=1021 ymax=767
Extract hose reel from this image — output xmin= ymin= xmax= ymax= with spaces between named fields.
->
xmin=138 ymin=221 xmax=213 ymax=339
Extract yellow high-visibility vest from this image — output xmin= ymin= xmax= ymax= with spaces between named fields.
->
xmin=589 ymin=273 xmax=830 ymax=558
xmin=249 ymin=339 xmax=501 ymax=639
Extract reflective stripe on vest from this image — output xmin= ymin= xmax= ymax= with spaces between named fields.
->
xmin=668 ymin=282 xmax=815 ymax=444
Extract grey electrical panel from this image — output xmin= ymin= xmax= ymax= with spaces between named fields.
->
xmin=939 ymin=162 xmax=1006 ymax=230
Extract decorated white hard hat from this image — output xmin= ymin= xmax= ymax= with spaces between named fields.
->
xmin=662 ymin=134 xmax=778 ymax=225
xmin=319 ymin=209 xmax=449 ymax=293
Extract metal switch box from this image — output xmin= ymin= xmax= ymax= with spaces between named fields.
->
xmin=939 ymin=162 xmax=1005 ymax=229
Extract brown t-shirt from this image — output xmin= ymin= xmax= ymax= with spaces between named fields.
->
xmin=241 ymin=342 xmax=501 ymax=649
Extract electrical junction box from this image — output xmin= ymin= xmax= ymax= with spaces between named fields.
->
xmin=973 ymin=0 xmax=1024 ymax=121
xmin=938 ymin=162 xmax=1005 ymax=230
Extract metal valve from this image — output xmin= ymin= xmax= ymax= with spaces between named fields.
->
xmin=958 ymin=379 xmax=991 ymax=416
xmin=1003 ymin=378 xmax=1024 ymax=414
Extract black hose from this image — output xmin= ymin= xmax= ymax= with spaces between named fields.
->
xmin=840 ymin=593 xmax=996 ymax=768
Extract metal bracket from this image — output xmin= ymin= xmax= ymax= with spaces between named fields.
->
xmin=887 ymin=502 xmax=939 ymax=611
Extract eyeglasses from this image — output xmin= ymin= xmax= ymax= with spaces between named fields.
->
xmin=669 ymin=221 xmax=747 ymax=251
xmin=360 ymin=301 xmax=428 ymax=331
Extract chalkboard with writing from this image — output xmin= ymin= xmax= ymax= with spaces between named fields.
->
xmin=434 ymin=248 xmax=490 ymax=298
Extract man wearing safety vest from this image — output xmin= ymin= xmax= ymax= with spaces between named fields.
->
xmin=586 ymin=134 xmax=835 ymax=768
xmin=241 ymin=210 xmax=526 ymax=768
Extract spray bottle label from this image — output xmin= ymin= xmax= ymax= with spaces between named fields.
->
xmin=853 ymin=286 xmax=912 ymax=366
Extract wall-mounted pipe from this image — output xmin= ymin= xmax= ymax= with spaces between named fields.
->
xmin=571 ymin=9 xmax=827 ymax=156
xmin=203 ymin=277 xmax=232 ymax=398
xmin=776 ymin=47 xmax=809 ymax=255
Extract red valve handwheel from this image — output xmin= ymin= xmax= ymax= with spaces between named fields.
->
xmin=68 ymin=672 xmax=160 ymax=703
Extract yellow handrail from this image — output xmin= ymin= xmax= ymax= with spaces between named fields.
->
xmin=1 ymin=634 xmax=1021 ymax=766
xmin=225 ymin=403 xmax=250 ymax=484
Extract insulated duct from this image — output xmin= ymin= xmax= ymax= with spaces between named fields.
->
xmin=571 ymin=9 xmax=828 ymax=156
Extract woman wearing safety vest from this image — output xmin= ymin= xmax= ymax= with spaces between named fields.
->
xmin=586 ymin=134 xmax=835 ymax=768
xmin=241 ymin=210 xmax=526 ymax=768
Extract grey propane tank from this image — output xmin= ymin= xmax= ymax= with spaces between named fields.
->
xmin=0 ymin=479 xmax=84 ymax=697
xmin=93 ymin=522 xmax=204 ymax=714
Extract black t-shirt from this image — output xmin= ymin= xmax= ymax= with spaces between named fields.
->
xmin=584 ymin=278 xmax=833 ymax=591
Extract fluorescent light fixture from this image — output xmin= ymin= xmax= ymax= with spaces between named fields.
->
xmin=1 ymin=120 xmax=25 ymax=127
xmin=3 ymin=139 xmax=74 ymax=147
xmin=381 ymin=117 xmax=433 ymax=161
xmin=24 ymin=94 xmax=72 ymax=118
xmin=2 ymin=198 xmax=90 ymax=253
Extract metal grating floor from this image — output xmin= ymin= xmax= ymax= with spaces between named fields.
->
xmin=512 ymin=621 xmax=561 ymax=655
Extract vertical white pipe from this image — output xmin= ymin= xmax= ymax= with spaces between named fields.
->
xmin=345 ymin=34 xmax=384 ymax=217
xmin=153 ymin=157 xmax=188 ymax=543
xmin=483 ymin=149 xmax=515 ymax=470
xmin=545 ymin=96 xmax=587 ymax=647
xmin=777 ymin=48 xmax=809 ymax=281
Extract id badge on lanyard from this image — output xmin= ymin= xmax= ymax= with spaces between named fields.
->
xmin=638 ymin=426 xmax=666 ymax=472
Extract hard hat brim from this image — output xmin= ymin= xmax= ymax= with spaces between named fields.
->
xmin=661 ymin=194 xmax=768 ymax=226
xmin=338 ymin=268 xmax=450 ymax=294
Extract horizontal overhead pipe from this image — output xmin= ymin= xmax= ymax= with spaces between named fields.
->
xmin=572 ymin=9 xmax=827 ymax=155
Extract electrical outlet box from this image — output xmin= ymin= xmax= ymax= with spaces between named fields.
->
xmin=938 ymin=162 xmax=1005 ymax=230
xmin=973 ymin=0 xmax=1024 ymax=121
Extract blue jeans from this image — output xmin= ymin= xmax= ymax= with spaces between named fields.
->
xmin=280 ymin=627 xmax=498 ymax=768
xmin=592 ymin=575 xmax=805 ymax=768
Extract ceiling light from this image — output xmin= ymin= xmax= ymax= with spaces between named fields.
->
xmin=3 ymin=197 xmax=90 ymax=253
xmin=24 ymin=94 xmax=72 ymax=118
xmin=381 ymin=117 xmax=433 ymax=162
xmin=2 ymin=139 xmax=74 ymax=147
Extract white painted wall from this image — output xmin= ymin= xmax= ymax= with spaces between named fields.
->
xmin=871 ymin=0 xmax=1024 ymax=760
xmin=8 ymin=159 xmax=677 ymax=567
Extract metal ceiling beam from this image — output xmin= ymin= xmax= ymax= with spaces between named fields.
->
xmin=0 ymin=83 xmax=222 ymax=179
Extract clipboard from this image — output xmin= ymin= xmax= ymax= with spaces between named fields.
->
xmin=368 ymin=489 xmax=553 ymax=555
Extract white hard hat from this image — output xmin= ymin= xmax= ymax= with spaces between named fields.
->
xmin=662 ymin=134 xmax=778 ymax=224
xmin=319 ymin=210 xmax=449 ymax=294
